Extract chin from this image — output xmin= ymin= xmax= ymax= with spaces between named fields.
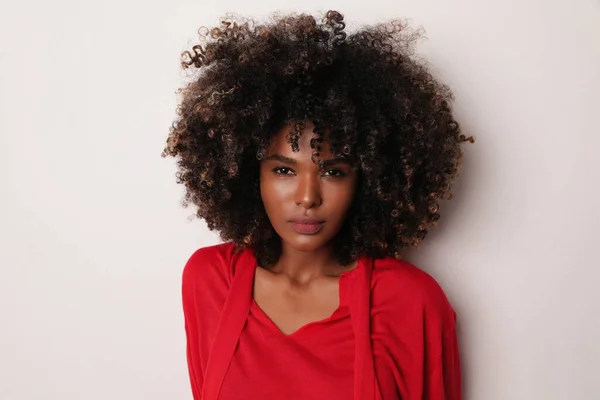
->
xmin=285 ymin=234 xmax=330 ymax=253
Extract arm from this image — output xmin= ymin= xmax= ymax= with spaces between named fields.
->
xmin=425 ymin=314 xmax=462 ymax=400
xmin=370 ymin=259 xmax=463 ymax=400
xmin=180 ymin=243 xmax=235 ymax=400
xmin=182 ymin=263 xmax=203 ymax=399
xmin=442 ymin=324 xmax=462 ymax=399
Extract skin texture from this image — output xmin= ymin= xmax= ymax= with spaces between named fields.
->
xmin=163 ymin=10 xmax=475 ymax=268
xmin=252 ymin=263 xmax=344 ymax=335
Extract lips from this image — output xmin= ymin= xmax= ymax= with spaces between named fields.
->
xmin=289 ymin=218 xmax=325 ymax=235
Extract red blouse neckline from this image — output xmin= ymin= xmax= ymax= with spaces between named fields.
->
xmin=243 ymin=248 xmax=368 ymax=336
xmin=200 ymin=246 xmax=377 ymax=400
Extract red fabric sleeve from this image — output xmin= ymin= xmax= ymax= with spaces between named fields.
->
xmin=182 ymin=256 xmax=203 ymax=399
xmin=424 ymin=311 xmax=462 ymax=399
xmin=181 ymin=243 xmax=236 ymax=400
xmin=183 ymin=307 xmax=203 ymax=399
xmin=370 ymin=258 xmax=462 ymax=400
xmin=441 ymin=321 xmax=462 ymax=399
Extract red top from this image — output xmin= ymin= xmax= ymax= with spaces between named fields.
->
xmin=182 ymin=243 xmax=461 ymax=400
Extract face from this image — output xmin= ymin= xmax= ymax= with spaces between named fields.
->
xmin=260 ymin=121 xmax=358 ymax=253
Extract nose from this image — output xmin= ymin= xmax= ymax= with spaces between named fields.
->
xmin=294 ymin=173 xmax=322 ymax=209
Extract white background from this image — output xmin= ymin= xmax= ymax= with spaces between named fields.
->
xmin=1 ymin=0 xmax=599 ymax=399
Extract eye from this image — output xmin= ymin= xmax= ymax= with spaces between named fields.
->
xmin=323 ymin=169 xmax=346 ymax=178
xmin=272 ymin=167 xmax=295 ymax=176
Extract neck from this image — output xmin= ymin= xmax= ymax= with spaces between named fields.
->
xmin=272 ymin=242 xmax=340 ymax=284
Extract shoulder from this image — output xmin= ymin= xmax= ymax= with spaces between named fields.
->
xmin=370 ymin=257 xmax=457 ymax=331
xmin=181 ymin=242 xmax=238 ymax=294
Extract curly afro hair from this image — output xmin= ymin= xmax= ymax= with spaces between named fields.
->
xmin=163 ymin=10 xmax=474 ymax=267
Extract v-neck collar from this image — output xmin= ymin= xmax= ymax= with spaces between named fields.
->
xmin=249 ymin=295 xmax=350 ymax=338
xmin=250 ymin=254 xmax=362 ymax=338
xmin=201 ymin=248 xmax=379 ymax=400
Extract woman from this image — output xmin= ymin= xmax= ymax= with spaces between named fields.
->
xmin=163 ymin=10 xmax=473 ymax=400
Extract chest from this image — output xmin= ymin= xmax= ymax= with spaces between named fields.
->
xmin=252 ymin=269 xmax=342 ymax=335
xmin=219 ymin=299 xmax=356 ymax=400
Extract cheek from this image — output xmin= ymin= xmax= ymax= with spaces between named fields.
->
xmin=325 ymin=180 xmax=357 ymax=217
xmin=260 ymin=173 xmax=289 ymax=211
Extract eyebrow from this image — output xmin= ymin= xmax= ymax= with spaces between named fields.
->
xmin=264 ymin=154 xmax=352 ymax=167
xmin=320 ymin=157 xmax=352 ymax=168
xmin=264 ymin=154 xmax=297 ymax=164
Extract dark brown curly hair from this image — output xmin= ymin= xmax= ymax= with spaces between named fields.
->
xmin=163 ymin=10 xmax=474 ymax=267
